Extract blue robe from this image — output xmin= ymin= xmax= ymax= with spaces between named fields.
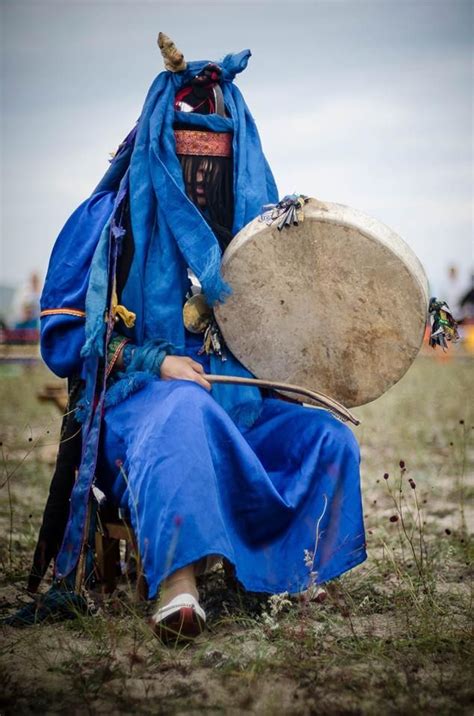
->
xmin=40 ymin=49 xmax=366 ymax=590
xmin=99 ymin=335 xmax=365 ymax=598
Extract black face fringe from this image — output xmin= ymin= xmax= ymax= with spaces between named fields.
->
xmin=178 ymin=154 xmax=234 ymax=252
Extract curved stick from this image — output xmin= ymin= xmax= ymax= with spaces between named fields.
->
xmin=203 ymin=374 xmax=360 ymax=426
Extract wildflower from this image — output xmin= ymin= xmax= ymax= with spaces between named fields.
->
xmin=399 ymin=460 xmax=405 ymax=469
xmin=261 ymin=611 xmax=279 ymax=631
xmin=115 ymin=458 xmax=123 ymax=468
xmin=304 ymin=548 xmax=314 ymax=568
xmin=383 ymin=473 xmax=389 ymax=480
xmin=408 ymin=478 xmax=416 ymax=489
xmin=268 ymin=591 xmax=292 ymax=617
xmin=389 ymin=515 xmax=399 ymax=523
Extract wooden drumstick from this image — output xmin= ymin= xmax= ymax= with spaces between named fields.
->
xmin=202 ymin=374 xmax=360 ymax=426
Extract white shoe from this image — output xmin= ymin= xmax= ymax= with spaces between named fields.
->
xmin=151 ymin=593 xmax=206 ymax=643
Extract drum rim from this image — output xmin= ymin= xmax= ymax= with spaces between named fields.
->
xmin=216 ymin=199 xmax=429 ymax=407
xmin=221 ymin=199 xmax=429 ymax=306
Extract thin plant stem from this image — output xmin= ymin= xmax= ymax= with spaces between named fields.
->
xmin=7 ymin=466 xmax=13 ymax=568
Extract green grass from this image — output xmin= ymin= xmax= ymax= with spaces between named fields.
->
xmin=0 ymin=358 xmax=473 ymax=715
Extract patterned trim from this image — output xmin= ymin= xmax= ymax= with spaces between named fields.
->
xmin=40 ymin=308 xmax=86 ymax=319
xmin=106 ymin=337 xmax=130 ymax=378
xmin=174 ymin=130 xmax=232 ymax=157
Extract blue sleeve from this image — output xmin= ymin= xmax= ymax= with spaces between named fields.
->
xmin=40 ymin=190 xmax=116 ymax=377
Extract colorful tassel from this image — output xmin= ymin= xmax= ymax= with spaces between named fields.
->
xmin=429 ymin=297 xmax=459 ymax=350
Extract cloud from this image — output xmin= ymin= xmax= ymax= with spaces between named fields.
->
xmin=1 ymin=0 xmax=472 ymax=293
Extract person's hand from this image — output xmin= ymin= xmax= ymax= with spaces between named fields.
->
xmin=160 ymin=355 xmax=211 ymax=391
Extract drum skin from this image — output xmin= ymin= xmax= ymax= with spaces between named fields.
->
xmin=215 ymin=199 xmax=429 ymax=407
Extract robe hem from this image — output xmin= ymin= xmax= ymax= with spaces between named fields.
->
xmin=144 ymin=547 xmax=368 ymax=600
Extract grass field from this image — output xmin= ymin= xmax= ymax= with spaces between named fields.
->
xmin=0 ymin=357 xmax=473 ymax=715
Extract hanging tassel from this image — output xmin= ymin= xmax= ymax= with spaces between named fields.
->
xmin=259 ymin=194 xmax=310 ymax=231
xmin=199 ymin=317 xmax=227 ymax=360
xmin=109 ymin=286 xmax=136 ymax=328
xmin=428 ymin=297 xmax=459 ymax=350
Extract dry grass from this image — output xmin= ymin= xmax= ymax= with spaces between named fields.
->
xmin=0 ymin=357 xmax=473 ymax=715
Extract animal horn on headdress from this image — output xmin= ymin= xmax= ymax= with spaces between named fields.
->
xmin=157 ymin=32 xmax=187 ymax=72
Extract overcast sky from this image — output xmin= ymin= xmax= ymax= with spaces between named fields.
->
xmin=1 ymin=0 xmax=472 ymax=297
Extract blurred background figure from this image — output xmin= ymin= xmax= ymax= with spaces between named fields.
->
xmin=12 ymin=272 xmax=41 ymax=330
xmin=458 ymin=272 xmax=474 ymax=355
xmin=0 ymin=272 xmax=41 ymax=351
xmin=458 ymin=272 xmax=474 ymax=321
xmin=14 ymin=300 xmax=39 ymax=330
xmin=440 ymin=265 xmax=462 ymax=317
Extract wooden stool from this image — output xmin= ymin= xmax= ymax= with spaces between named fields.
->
xmin=94 ymin=505 xmax=148 ymax=601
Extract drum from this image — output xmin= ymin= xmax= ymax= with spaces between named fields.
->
xmin=215 ymin=198 xmax=429 ymax=407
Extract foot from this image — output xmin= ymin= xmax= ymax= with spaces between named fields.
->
xmin=159 ymin=578 xmax=199 ymax=608
xmin=151 ymin=592 xmax=206 ymax=645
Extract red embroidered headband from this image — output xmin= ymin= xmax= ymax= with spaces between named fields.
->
xmin=174 ymin=129 xmax=232 ymax=158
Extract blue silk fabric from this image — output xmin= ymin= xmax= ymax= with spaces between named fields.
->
xmin=98 ymin=337 xmax=366 ymax=598
xmin=40 ymin=191 xmax=116 ymax=377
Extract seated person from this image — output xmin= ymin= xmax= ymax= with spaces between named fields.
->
xmin=38 ymin=38 xmax=366 ymax=642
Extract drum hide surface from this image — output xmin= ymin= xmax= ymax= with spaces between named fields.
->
xmin=215 ymin=199 xmax=429 ymax=407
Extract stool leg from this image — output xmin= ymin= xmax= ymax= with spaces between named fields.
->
xmin=136 ymin=569 xmax=148 ymax=601
xmin=131 ymin=537 xmax=148 ymax=602
xmin=95 ymin=532 xmax=120 ymax=594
